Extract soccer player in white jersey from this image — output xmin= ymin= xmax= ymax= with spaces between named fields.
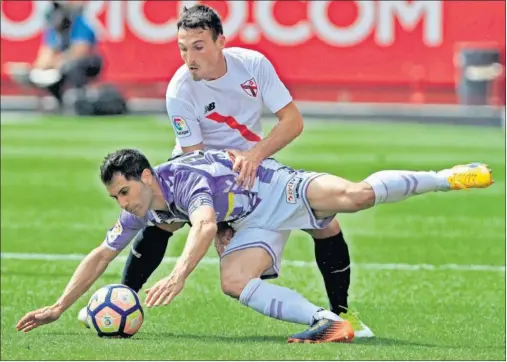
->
xmin=17 ymin=148 xmax=493 ymax=343
xmin=116 ymin=4 xmax=371 ymax=337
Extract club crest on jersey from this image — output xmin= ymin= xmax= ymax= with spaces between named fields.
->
xmin=172 ymin=116 xmax=191 ymax=138
xmin=286 ymin=176 xmax=303 ymax=204
xmin=240 ymin=78 xmax=258 ymax=97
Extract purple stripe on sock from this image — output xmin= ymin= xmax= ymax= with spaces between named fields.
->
xmin=277 ymin=301 xmax=283 ymax=320
xmin=409 ymin=175 xmax=419 ymax=194
xmin=270 ymin=299 xmax=276 ymax=318
xmin=401 ymin=175 xmax=411 ymax=196
xmin=380 ymin=180 xmax=389 ymax=202
xmin=242 ymin=280 xmax=262 ymax=305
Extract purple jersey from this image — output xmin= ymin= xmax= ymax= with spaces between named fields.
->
xmin=102 ymin=150 xmax=280 ymax=251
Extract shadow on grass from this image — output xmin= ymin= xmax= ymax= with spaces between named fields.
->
xmin=47 ymin=332 xmax=506 ymax=351
xmin=132 ymin=331 xmax=286 ymax=344
xmin=355 ymin=337 xmax=505 ymax=351
xmin=353 ymin=337 xmax=439 ymax=348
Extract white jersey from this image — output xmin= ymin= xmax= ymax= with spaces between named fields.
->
xmin=166 ymin=47 xmax=293 ymax=155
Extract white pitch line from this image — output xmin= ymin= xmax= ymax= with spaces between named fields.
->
xmin=0 ymin=114 xmax=43 ymax=125
xmin=0 ymin=252 xmax=504 ymax=273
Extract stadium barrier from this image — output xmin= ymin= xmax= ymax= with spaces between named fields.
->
xmin=1 ymin=1 xmax=505 ymax=124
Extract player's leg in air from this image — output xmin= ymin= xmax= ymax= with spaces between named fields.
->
xmin=220 ymin=162 xmax=492 ymax=342
xmin=288 ymin=163 xmax=491 ymax=338
xmin=306 ymin=163 xmax=493 ymax=217
xmin=306 ymin=220 xmax=374 ymax=338
xmin=219 ymin=229 xmax=355 ymax=344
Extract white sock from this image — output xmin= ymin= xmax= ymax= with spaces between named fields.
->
xmin=313 ymin=309 xmax=341 ymax=322
xmin=364 ymin=170 xmax=449 ymax=205
xmin=239 ymin=278 xmax=328 ymax=325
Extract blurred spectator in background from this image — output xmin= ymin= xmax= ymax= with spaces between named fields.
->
xmin=6 ymin=0 xmax=103 ymax=111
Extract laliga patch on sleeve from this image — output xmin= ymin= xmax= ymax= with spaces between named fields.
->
xmin=171 ymin=116 xmax=192 ymax=138
xmin=107 ymin=219 xmax=123 ymax=243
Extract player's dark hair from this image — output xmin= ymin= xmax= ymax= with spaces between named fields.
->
xmin=100 ymin=149 xmax=154 ymax=185
xmin=177 ymin=4 xmax=223 ymax=41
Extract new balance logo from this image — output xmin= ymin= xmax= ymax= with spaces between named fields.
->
xmin=204 ymin=102 xmax=215 ymax=114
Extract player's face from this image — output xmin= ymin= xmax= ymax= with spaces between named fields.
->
xmin=106 ymin=171 xmax=153 ymax=218
xmin=177 ymin=28 xmax=225 ymax=81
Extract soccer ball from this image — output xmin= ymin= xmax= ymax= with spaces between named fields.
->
xmin=86 ymin=284 xmax=144 ymax=338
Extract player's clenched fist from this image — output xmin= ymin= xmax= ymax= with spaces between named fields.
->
xmin=16 ymin=305 xmax=62 ymax=333
xmin=145 ymin=275 xmax=185 ymax=308
xmin=227 ymin=149 xmax=263 ymax=189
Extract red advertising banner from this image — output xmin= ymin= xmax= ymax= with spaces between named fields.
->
xmin=1 ymin=1 xmax=505 ymax=101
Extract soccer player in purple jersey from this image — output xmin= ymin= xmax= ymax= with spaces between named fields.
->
xmin=118 ymin=3 xmax=371 ymax=337
xmin=17 ymin=149 xmax=493 ymax=343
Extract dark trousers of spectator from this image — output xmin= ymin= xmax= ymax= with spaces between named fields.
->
xmin=48 ymin=53 xmax=103 ymax=106
xmin=13 ymin=53 xmax=103 ymax=108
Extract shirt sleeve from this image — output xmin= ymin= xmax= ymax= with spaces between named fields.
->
xmin=256 ymin=55 xmax=293 ymax=114
xmin=173 ymin=168 xmax=215 ymax=218
xmin=101 ymin=211 xmax=147 ymax=251
xmin=166 ymin=96 xmax=203 ymax=147
xmin=70 ymin=16 xmax=97 ymax=45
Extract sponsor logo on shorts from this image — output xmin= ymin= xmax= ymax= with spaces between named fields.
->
xmin=172 ymin=116 xmax=191 ymax=138
xmin=286 ymin=176 xmax=303 ymax=204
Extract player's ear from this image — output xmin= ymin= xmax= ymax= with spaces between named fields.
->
xmin=141 ymin=168 xmax=152 ymax=184
xmin=216 ymin=35 xmax=225 ymax=50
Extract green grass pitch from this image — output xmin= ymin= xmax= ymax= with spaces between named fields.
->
xmin=1 ymin=115 xmax=505 ymax=360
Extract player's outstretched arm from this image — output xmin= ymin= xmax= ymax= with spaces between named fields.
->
xmin=145 ymin=205 xmax=218 ymax=307
xmin=16 ymin=245 xmax=120 ymax=333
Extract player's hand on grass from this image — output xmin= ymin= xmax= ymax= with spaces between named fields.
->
xmin=16 ymin=305 xmax=62 ymax=333
xmin=227 ymin=149 xmax=262 ymax=189
xmin=145 ymin=274 xmax=185 ymax=308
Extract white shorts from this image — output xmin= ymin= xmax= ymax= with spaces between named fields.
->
xmin=231 ymin=166 xmax=335 ymax=231
xmin=221 ymin=228 xmax=291 ymax=279
xmin=223 ymin=165 xmax=336 ymax=279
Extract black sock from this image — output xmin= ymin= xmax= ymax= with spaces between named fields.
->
xmin=314 ymin=231 xmax=351 ymax=315
xmin=121 ymin=226 xmax=172 ymax=292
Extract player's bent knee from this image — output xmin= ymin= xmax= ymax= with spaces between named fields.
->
xmin=220 ymin=272 xmax=250 ymax=299
xmin=345 ymin=182 xmax=375 ymax=211
xmin=220 ymin=247 xmax=273 ymax=298
xmin=309 ymin=218 xmax=341 ymax=239
xmin=324 ymin=182 xmax=374 ymax=213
